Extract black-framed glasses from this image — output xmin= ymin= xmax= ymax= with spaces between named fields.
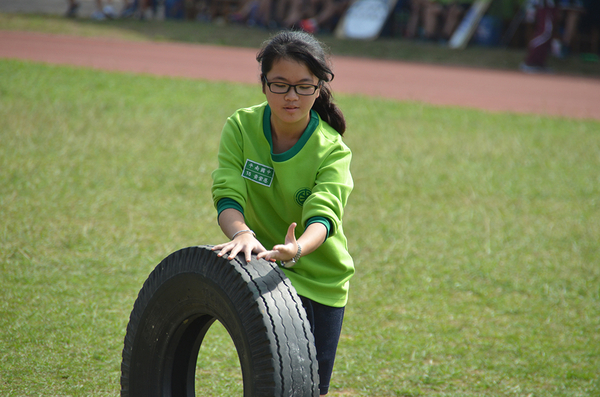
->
xmin=263 ymin=78 xmax=320 ymax=96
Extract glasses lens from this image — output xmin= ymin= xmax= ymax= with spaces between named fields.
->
xmin=269 ymin=83 xmax=290 ymax=94
xmin=296 ymin=85 xmax=317 ymax=95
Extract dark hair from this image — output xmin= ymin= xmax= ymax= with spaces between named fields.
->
xmin=256 ymin=31 xmax=346 ymax=136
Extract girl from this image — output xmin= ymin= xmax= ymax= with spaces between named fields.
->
xmin=211 ymin=30 xmax=354 ymax=396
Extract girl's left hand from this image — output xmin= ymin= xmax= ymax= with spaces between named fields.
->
xmin=257 ymin=223 xmax=298 ymax=263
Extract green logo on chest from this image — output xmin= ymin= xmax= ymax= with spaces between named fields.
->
xmin=295 ymin=188 xmax=312 ymax=206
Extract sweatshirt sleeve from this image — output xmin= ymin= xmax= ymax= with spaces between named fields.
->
xmin=302 ymin=142 xmax=353 ymax=237
xmin=211 ymin=115 xmax=248 ymax=212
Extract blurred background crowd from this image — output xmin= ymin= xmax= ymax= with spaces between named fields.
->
xmin=63 ymin=0 xmax=599 ymax=62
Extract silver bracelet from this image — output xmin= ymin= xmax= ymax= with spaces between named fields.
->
xmin=282 ymin=243 xmax=302 ymax=268
xmin=230 ymin=229 xmax=255 ymax=240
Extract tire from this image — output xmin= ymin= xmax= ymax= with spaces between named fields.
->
xmin=120 ymin=245 xmax=319 ymax=397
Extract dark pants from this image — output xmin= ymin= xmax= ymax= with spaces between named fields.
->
xmin=300 ymin=296 xmax=345 ymax=395
xmin=525 ymin=3 xmax=557 ymax=67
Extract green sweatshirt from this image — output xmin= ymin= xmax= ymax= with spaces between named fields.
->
xmin=211 ymin=102 xmax=354 ymax=307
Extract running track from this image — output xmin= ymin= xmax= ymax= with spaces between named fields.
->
xmin=1 ymin=30 xmax=599 ymax=120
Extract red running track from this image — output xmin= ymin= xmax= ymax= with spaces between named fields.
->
xmin=1 ymin=30 xmax=599 ymax=120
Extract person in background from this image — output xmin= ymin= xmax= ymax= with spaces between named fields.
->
xmin=578 ymin=0 xmax=600 ymax=55
xmin=555 ymin=0 xmax=599 ymax=57
xmin=406 ymin=0 xmax=472 ymax=41
xmin=556 ymin=0 xmax=584 ymax=56
xmin=66 ymin=0 xmax=121 ymax=19
xmin=66 ymin=0 xmax=80 ymax=17
xmin=299 ymin=0 xmax=350 ymax=33
xmin=422 ymin=0 xmax=444 ymax=39
xmin=228 ymin=0 xmax=276 ymax=28
xmin=120 ymin=0 xmax=136 ymax=17
xmin=278 ymin=0 xmax=349 ymax=32
xmin=439 ymin=0 xmax=473 ymax=41
xmin=90 ymin=0 xmax=118 ymax=19
xmin=406 ymin=0 xmax=427 ymax=38
xmin=520 ymin=0 xmax=558 ymax=72
xmin=134 ymin=0 xmax=153 ymax=19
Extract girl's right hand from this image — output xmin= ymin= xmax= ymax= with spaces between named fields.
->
xmin=212 ymin=232 xmax=269 ymax=263
xmin=256 ymin=223 xmax=298 ymax=263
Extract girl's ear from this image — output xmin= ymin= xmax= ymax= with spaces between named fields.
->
xmin=316 ymin=81 xmax=323 ymax=99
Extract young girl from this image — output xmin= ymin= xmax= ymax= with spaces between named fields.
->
xmin=211 ymin=31 xmax=354 ymax=396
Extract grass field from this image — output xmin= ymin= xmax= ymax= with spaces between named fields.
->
xmin=1 ymin=41 xmax=599 ymax=396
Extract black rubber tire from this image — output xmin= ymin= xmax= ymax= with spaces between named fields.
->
xmin=120 ymin=245 xmax=319 ymax=397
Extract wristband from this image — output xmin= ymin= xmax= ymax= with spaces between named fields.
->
xmin=282 ymin=243 xmax=302 ymax=268
xmin=231 ymin=229 xmax=255 ymax=240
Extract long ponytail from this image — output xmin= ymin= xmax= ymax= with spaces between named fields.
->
xmin=313 ymin=81 xmax=346 ymax=136
xmin=256 ymin=31 xmax=346 ymax=136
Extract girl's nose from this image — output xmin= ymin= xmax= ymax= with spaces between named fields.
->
xmin=284 ymin=88 xmax=299 ymax=100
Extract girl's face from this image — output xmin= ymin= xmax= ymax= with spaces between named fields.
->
xmin=263 ymin=58 xmax=320 ymax=136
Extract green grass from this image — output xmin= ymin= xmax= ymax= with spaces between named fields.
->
xmin=1 ymin=58 xmax=599 ymax=396
xmin=1 ymin=12 xmax=600 ymax=78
